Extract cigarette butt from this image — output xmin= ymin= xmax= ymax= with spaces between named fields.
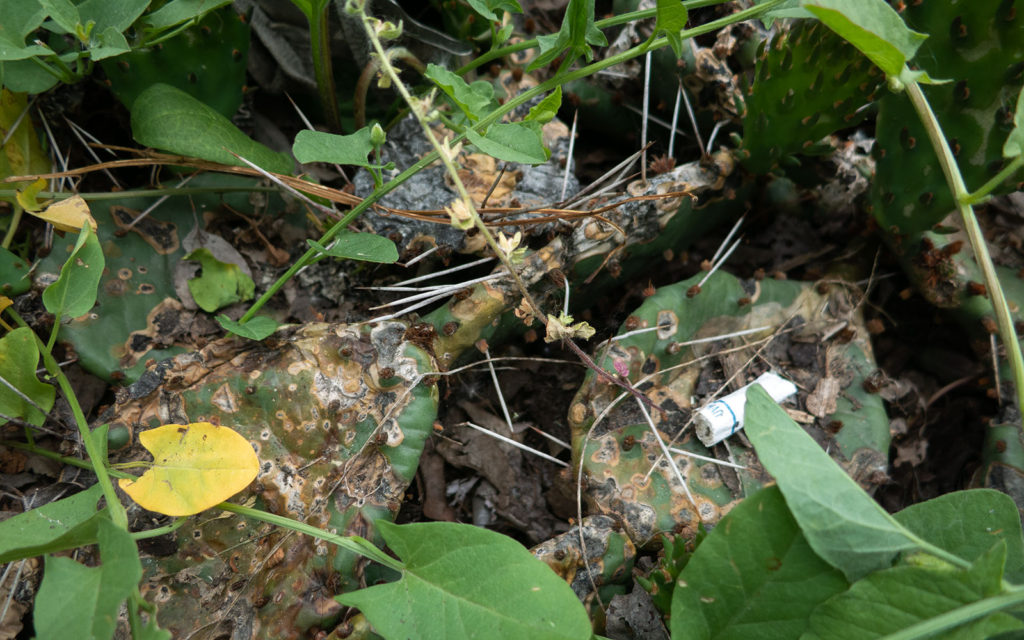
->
xmin=695 ymin=371 xmax=797 ymax=447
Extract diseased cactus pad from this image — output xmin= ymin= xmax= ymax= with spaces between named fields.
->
xmin=108 ymin=322 xmax=438 ymax=639
xmin=569 ymin=271 xmax=888 ymax=548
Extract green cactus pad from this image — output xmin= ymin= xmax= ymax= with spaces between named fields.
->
xmin=107 ymin=321 xmax=438 ymax=638
xmin=100 ymin=7 xmax=250 ymax=118
xmin=740 ymin=20 xmax=883 ymax=174
xmin=871 ymin=1 xmax=1024 ymax=236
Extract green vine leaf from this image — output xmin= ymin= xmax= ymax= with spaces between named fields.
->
xmin=466 ymin=0 xmax=522 ymax=22
xmin=216 ymin=315 xmax=279 ymax=341
xmin=42 ymin=224 xmax=104 ymax=320
xmin=466 ymin=122 xmax=549 ymax=165
xmin=655 ymin=0 xmax=688 ymax=58
xmin=0 ymin=327 xmax=55 ymax=427
xmin=801 ymin=0 xmax=927 ymax=78
xmin=307 ymin=232 xmax=399 ymax=263
xmin=184 ymin=248 xmax=255 ymax=313
xmin=338 ymin=521 xmax=591 ymax=640
xmin=527 ymin=0 xmax=607 ymax=72
xmin=293 ymin=127 xmax=389 ymax=168
xmin=424 ymin=63 xmax=498 ymax=122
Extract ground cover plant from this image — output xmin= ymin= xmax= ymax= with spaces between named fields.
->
xmin=1 ymin=0 xmax=1024 ymax=638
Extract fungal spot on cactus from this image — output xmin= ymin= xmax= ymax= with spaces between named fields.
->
xmin=967 ymin=281 xmax=988 ymax=297
xmin=686 ymin=284 xmax=701 ymax=298
xmin=981 ymin=316 xmax=998 ymax=333
xmin=111 ymin=206 xmax=180 ymax=254
xmin=918 ymin=191 xmax=934 ymax=205
xmin=950 ymin=16 xmax=968 ymax=40
xmin=954 ymin=80 xmax=970 ymax=102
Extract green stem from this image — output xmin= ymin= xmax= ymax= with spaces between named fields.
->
xmin=217 ymin=502 xmax=404 ymax=571
xmin=131 ymin=518 xmax=186 ymax=540
xmin=963 ymin=155 xmax=1024 ymax=205
xmin=457 ymin=0 xmax=731 ymax=75
xmin=881 ymin=587 xmax=1024 ymax=640
xmin=905 ymin=82 xmax=1024 ymax=416
xmin=7 ymin=309 xmax=129 ymax=529
xmin=2 ymin=202 xmax=23 ymax=249
xmin=242 ymin=0 xmax=782 ymax=321
xmin=309 ymin=2 xmax=343 ymax=133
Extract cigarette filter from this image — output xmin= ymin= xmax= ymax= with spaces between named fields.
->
xmin=695 ymin=371 xmax=797 ymax=447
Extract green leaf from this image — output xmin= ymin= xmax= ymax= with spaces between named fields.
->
xmin=0 ymin=484 xmax=103 ymax=562
xmin=466 ymin=122 xmax=549 ymax=165
xmin=0 ymin=326 xmax=55 ymax=426
xmin=744 ymin=385 xmax=918 ymax=581
xmin=184 ymin=247 xmax=255 ymax=312
xmin=293 ymin=127 xmax=381 ymax=168
xmin=1004 ymin=86 xmax=1024 ymax=158
xmin=801 ymin=0 xmax=927 ymax=78
xmin=424 ymin=63 xmax=497 ymax=122
xmin=78 ymin=0 xmax=148 ymax=34
xmin=655 ymin=0 xmax=688 ymax=58
xmin=527 ymin=0 xmax=607 ymax=72
xmin=216 ymin=315 xmax=279 ymax=341
xmin=338 ymin=521 xmax=592 ymax=640
xmin=140 ymin=0 xmax=232 ymax=32
xmin=805 ymin=543 xmax=1024 ymax=640
xmin=39 ymin=0 xmax=80 ymax=36
xmin=42 ymin=223 xmax=104 ymax=319
xmin=525 ymin=86 xmax=562 ymax=125
xmin=0 ymin=248 xmax=31 ymax=296
xmin=670 ymin=486 xmax=848 ymax=640
xmin=894 ymin=489 xmax=1024 ymax=584
xmin=307 ymin=232 xmax=399 ymax=263
xmin=0 ymin=0 xmax=49 ymax=61
xmin=33 ymin=517 xmax=142 ymax=640
xmin=131 ymin=83 xmax=292 ymax=174
xmin=466 ymin=0 xmax=522 ymax=22
xmin=87 ymin=26 xmax=130 ymax=61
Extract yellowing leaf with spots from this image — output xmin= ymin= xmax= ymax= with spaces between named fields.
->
xmin=119 ymin=422 xmax=259 ymax=516
xmin=30 ymin=195 xmax=97 ymax=233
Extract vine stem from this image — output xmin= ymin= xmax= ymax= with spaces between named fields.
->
xmin=358 ymin=9 xmax=545 ymax=322
xmin=905 ymin=81 xmax=1024 ymax=416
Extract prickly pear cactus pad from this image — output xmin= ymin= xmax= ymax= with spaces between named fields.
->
xmin=568 ymin=271 xmax=888 ymax=547
xmin=532 ymin=515 xmax=636 ymax=603
xmin=871 ymin=0 xmax=1024 ymax=236
xmin=33 ymin=175 xmax=280 ymax=383
xmin=740 ymin=20 xmax=882 ymax=173
xmin=100 ymin=7 xmax=251 ymax=118
xmin=107 ymin=321 xmax=438 ymax=638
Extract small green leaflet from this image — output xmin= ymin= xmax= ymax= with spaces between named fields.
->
xmin=527 ymin=0 xmax=607 ymax=72
xmin=424 ymin=64 xmax=497 ymax=122
xmin=801 ymin=0 xmax=926 ymax=78
xmin=525 ymin=87 xmax=562 ymax=125
xmin=466 ymin=123 xmax=549 ymax=165
xmin=42 ymin=223 xmax=104 ymax=319
xmin=655 ymin=0 xmax=688 ymax=58
xmin=307 ymin=232 xmax=399 ymax=263
xmin=217 ymin=315 xmax=279 ymax=341
xmin=184 ymin=248 xmax=255 ymax=312
xmin=293 ymin=127 xmax=389 ymax=168
xmin=0 ymin=327 xmax=55 ymax=427
xmin=466 ymin=0 xmax=521 ymax=22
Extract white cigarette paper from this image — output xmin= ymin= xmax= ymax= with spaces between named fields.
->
xmin=695 ymin=371 xmax=797 ymax=447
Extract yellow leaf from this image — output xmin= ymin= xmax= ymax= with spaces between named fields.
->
xmin=15 ymin=178 xmax=47 ymax=212
xmin=119 ymin=422 xmax=259 ymax=516
xmin=29 ymin=195 xmax=97 ymax=232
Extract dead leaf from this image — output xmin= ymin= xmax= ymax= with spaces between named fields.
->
xmin=29 ymin=195 xmax=97 ymax=233
xmin=806 ymin=376 xmax=840 ymax=418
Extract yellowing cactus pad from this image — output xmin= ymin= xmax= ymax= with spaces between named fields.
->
xmin=119 ymin=422 xmax=259 ymax=516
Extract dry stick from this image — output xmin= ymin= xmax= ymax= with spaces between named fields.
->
xmin=481 ymin=163 xmax=508 ymax=209
xmin=640 ymin=50 xmax=652 ymax=184
xmin=680 ymin=79 xmax=705 ymax=157
xmin=461 ymin=421 xmax=569 ymax=468
xmin=668 ymin=83 xmax=683 ymax=158
xmin=483 ymin=346 xmax=516 ymax=432
xmin=561 ymin=110 xmax=578 ymax=201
